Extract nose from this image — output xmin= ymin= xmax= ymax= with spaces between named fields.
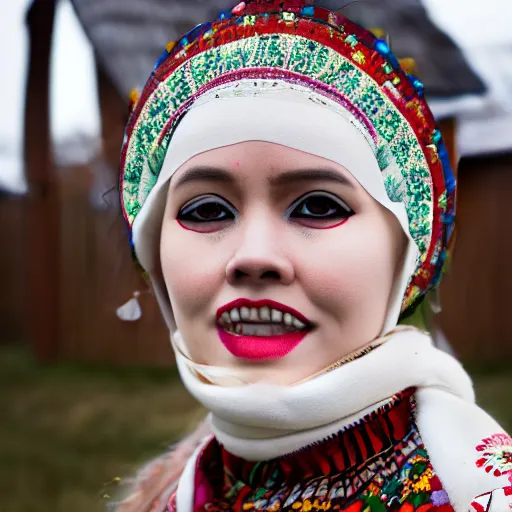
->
xmin=225 ymin=213 xmax=295 ymax=286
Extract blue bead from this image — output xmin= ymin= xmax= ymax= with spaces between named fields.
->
xmin=375 ymin=40 xmax=390 ymax=55
xmin=180 ymin=36 xmax=189 ymax=47
xmin=443 ymin=213 xmax=455 ymax=224
xmin=301 ymin=6 xmax=315 ymax=16
xmin=410 ymin=76 xmax=425 ymax=95
xmin=219 ymin=11 xmax=229 ymax=20
xmin=437 ymin=141 xmax=455 ymax=184
xmin=389 ymin=55 xmax=400 ymax=68
xmin=441 ymin=155 xmax=452 ymax=173
xmin=153 ymin=49 xmax=168 ymax=70
xmin=446 ymin=174 xmax=456 ymax=193
xmin=186 ymin=22 xmax=210 ymax=43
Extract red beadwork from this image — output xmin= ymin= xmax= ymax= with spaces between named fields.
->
xmin=232 ymin=1 xmax=247 ymax=15
xmin=121 ymin=1 xmax=455 ymax=311
xmin=242 ymin=0 xmax=312 ymax=15
xmin=188 ymin=392 xmax=455 ymax=511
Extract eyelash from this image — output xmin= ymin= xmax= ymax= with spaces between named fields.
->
xmin=285 ymin=191 xmax=353 ymax=227
xmin=177 ymin=195 xmax=236 ymax=233
xmin=176 ymin=192 xmax=354 ymax=232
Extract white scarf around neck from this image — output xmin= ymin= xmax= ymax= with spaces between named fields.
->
xmin=173 ymin=327 xmax=474 ymax=461
xmin=173 ymin=329 xmax=511 ymax=512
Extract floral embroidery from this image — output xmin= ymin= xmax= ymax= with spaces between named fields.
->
xmin=470 ymin=486 xmax=512 ymax=512
xmin=476 ymin=434 xmax=512 ymax=481
xmin=198 ymin=393 xmax=454 ymax=511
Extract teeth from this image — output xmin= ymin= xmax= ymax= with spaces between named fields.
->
xmin=241 ymin=323 xmax=255 ymax=336
xmin=271 ymin=309 xmax=283 ymax=323
xmin=293 ymin=318 xmax=305 ymax=329
xmin=259 ymin=306 xmax=271 ymax=322
xmin=230 ymin=308 xmax=240 ymax=322
xmin=271 ymin=324 xmax=288 ymax=335
xmin=221 ymin=305 xmax=310 ymax=334
xmin=227 ymin=323 xmax=304 ymax=336
xmin=242 ymin=323 xmax=273 ymax=336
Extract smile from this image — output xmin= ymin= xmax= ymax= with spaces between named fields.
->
xmin=216 ymin=299 xmax=313 ymax=360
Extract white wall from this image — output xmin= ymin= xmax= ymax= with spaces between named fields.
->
xmin=424 ymin=0 xmax=512 ymax=156
xmin=0 ymin=0 xmax=100 ymax=193
xmin=1 ymin=0 xmax=510 ymax=193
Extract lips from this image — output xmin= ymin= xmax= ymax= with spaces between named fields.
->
xmin=216 ymin=299 xmax=313 ymax=360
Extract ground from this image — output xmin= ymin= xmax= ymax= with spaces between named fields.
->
xmin=1 ymin=345 xmax=510 ymax=512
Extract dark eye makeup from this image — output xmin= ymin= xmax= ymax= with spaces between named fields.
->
xmin=286 ymin=191 xmax=354 ymax=228
xmin=176 ymin=191 xmax=354 ymax=232
xmin=177 ymin=195 xmax=237 ymax=233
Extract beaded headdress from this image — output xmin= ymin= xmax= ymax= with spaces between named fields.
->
xmin=120 ymin=0 xmax=456 ymax=319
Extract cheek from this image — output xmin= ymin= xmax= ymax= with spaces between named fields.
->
xmin=160 ymin=221 xmax=226 ymax=319
xmin=297 ymin=217 xmax=398 ymax=318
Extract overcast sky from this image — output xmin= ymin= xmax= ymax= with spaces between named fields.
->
xmin=1 ymin=0 xmax=510 ymax=193
xmin=0 ymin=0 xmax=99 ymax=192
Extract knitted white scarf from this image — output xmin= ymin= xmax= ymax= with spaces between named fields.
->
xmin=172 ymin=328 xmax=511 ymax=512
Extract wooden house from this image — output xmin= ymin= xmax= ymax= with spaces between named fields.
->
xmin=2 ymin=0 xmax=509 ymax=366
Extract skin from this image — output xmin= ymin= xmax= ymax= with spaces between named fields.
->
xmin=160 ymin=141 xmax=406 ymax=385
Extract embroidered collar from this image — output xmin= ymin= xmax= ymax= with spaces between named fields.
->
xmin=216 ymin=389 xmax=415 ymax=486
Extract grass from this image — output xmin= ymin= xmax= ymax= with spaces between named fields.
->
xmin=0 ymin=346 xmax=202 ymax=512
xmin=1 ymin=344 xmax=510 ymax=512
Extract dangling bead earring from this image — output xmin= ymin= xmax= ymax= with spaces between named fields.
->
xmin=116 ymin=291 xmax=142 ymax=322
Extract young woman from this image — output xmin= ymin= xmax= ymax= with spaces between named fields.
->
xmin=116 ymin=1 xmax=512 ymax=510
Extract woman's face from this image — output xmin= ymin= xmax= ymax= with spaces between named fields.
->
xmin=161 ymin=141 xmax=406 ymax=385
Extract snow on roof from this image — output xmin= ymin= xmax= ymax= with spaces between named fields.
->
xmin=70 ymin=0 xmax=485 ymax=100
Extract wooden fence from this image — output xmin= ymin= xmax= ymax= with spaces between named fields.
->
xmin=7 ymin=0 xmax=509 ymax=366
xmin=0 ymin=175 xmax=173 ymax=366
xmin=0 ymin=194 xmax=26 ymax=344
xmin=55 ymin=164 xmax=173 ymax=366
xmin=2 ymin=151 xmax=510 ymax=365
xmin=438 ymin=152 xmax=512 ymax=362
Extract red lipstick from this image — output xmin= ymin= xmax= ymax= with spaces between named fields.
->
xmin=216 ymin=299 xmax=313 ymax=361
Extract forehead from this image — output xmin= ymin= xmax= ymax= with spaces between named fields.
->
xmin=170 ymin=141 xmax=359 ymax=189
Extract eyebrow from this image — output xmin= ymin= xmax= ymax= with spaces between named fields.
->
xmin=268 ymin=168 xmax=354 ymax=188
xmin=173 ymin=166 xmax=233 ymax=188
xmin=173 ymin=165 xmax=354 ymax=189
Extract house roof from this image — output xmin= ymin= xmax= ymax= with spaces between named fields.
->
xmin=340 ymin=0 xmax=485 ymax=98
xmin=70 ymin=0 xmax=485 ymax=101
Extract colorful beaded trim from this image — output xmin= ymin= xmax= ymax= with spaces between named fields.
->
xmin=164 ymin=390 xmax=455 ymax=511
xmin=120 ymin=0 xmax=456 ymax=314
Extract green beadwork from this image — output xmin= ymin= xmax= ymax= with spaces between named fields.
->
xmin=123 ymin=33 xmax=433 ymax=268
xmin=243 ymin=15 xmax=257 ymax=26
xmin=382 ymin=62 xmax=393 ymax=74
xmin=345 ymin=34 xmax=358 ymax=47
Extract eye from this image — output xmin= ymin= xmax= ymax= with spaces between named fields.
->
xmin=287 ymin=191 xmax=354 ymax=228
xmin=177 ymin=195 xmax=236 ymax=232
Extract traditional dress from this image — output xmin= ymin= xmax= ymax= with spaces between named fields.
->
xmin=116 ymin=2 xmax=512 ymax=511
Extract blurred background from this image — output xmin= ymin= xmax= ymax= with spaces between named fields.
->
xmin=0 ymin=0 xmax=511 ymax=510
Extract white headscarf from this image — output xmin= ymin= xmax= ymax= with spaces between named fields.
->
xmin=132 ymin=79 xmax=419 ymax=340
